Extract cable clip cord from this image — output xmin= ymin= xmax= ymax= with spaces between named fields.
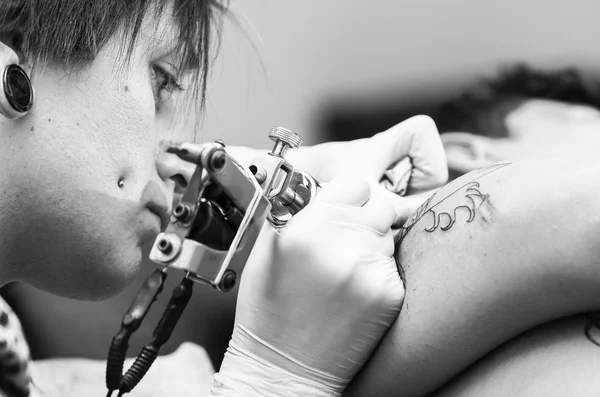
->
xmin=117 ymin=276 xmax=195 ymax=396
xmin=105 ymin=269 xmax=167 ymax=396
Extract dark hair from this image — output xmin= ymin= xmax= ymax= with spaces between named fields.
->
xmin=0 ymin=0 xmax=229 ymax=113
xmin=434 ymin=64 xmax=600 ymax=138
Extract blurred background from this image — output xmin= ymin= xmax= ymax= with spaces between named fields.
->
xmin=5 ymin=0 xmax=600 ymax=371
xmin=200 ymin=0 xmax=600 ymax=146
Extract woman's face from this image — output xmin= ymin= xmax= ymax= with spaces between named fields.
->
xmin=0 ymin=9 xmax=194 ymax=300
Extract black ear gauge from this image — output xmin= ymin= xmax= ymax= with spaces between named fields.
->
xmin=0 ymin=64 xmax=34 ymax=119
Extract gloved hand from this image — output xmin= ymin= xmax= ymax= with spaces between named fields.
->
xmin=209 ymin=177 xmax=405 ymax=397
xmin=226 ymin=115 xmax=448 ymax=227
xmin=289 ymin=115 xmax=447 ymax=192
xmin=292 ymin=116 xmax=447 ymax=226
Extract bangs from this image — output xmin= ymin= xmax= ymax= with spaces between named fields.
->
xmin=0 ymin=0 xmax=229 ymax=113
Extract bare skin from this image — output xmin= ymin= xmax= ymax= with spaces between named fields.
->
xmin=432 ymin=314 xmax=600 ymax=396
xmin=345 ymin=156 xmax=600 ymax=397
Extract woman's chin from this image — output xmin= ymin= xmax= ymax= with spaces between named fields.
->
xmin=26 ymin=245 xmax=143 ymax=302
xmin=6 ymin=190 xmax=160 ymax=301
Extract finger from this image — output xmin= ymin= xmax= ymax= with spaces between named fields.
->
xmin=379 ymin=228 xmax=396 ymax=257
xmin=372 ymin=253 xmax=405 ymax=296
xmin=379 ymin=156 xmax=412 ymax=196
xmin=372 ymin=115 xmax=448 ymax=193
xmin=313 ymin=177 xmax=371 ymax=207
xmin=365 ymin=185 xmax=430 ymax=229
xmin=359 ymin=188 xmax=397 ymax=233
xmin=390 ymin=194 xmax=431 ymax=228
xmin=325 ymin=221 xmax=394 ymax=257
xmin=381 ymin=256 xmax=406 ymax=310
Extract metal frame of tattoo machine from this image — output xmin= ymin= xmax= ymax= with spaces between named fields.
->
xmin=105 ymin=127 xmax=322 ymax=397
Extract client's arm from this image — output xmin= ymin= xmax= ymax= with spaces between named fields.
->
xmin=431 ymin=314 xmax=600 ymax=396
xmin=344 ymin=157 xmax=600 ymax=397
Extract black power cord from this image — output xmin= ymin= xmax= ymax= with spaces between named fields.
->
xmin=105 ymin=269 xmax=167 ymax=396
xmin=106 ymin=276 xmax=195 ymax=396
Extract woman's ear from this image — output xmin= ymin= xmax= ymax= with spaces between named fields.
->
xmin=441 ymin=132 xmax=503 ymax=179
xmin=0 ymin=32 xmax=20 ymax=54
xmin=0 ymin=39 xmax=19 ymax=66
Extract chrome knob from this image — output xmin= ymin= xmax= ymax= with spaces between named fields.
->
xmin=269 ymin=126 xmax=302 ymax=157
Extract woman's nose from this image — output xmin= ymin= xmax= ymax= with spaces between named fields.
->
xmin=155 ymin=152 xmax=196 ymax=193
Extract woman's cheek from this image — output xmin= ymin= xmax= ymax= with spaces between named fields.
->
xmin=93 ymin=82 xmax=159 ymax=193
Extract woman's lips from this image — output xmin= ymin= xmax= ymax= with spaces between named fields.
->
xmin=146 ymin=201 xmax=170 ymax=231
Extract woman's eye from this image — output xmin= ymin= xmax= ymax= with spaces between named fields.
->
xmin=151 ymin=65 xmax=184 ymax=109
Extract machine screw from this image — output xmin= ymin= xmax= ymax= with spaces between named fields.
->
xmin=220 ymin=270 xmax=237 ymax=292
xmin=173 ymin=203 xmax=190 ymax=221
xmin=157 ymin=239 xmax=172 ymax=254
xmin=209 ymin=149 xmax=227 ymax=172
xmin=269 ymin=126 xmax=302 ymax=158
xmin=249 ymin=165 xmax=267 ymax=184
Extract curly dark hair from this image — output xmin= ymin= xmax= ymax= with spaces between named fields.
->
xmin=434 ymin=64 xmax=600 ymax=138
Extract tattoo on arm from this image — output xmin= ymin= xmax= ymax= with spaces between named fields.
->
xmin=398 ymin=162 xmax=511 ymax=244
xmin=395 ymin=161 xmax=600 ymax=346
xmin=395 ymin=163 xmax=510 ymax=282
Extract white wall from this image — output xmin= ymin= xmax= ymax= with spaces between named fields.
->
xmin=199 ymin=0 xmax=600 ymax=147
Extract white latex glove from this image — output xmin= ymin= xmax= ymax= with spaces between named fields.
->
xmin=288 ymin=115 xmax=447 ymax=192
xmin=209 ymin=177 xmax=405 ymax=397
xmin=226 ymin=115 xmax=448 ymax=226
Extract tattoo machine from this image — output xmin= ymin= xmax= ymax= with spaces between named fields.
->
xmin=105 ymin=126 xmax=322 ymax=397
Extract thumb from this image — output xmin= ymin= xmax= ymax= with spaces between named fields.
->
xmin=373 ymin=115 xmax=448 ymax=194
xmin=376 ymin=187 xmax=431 ymax=228
xmin=372 ymin=255 xmax=405 ymax=313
